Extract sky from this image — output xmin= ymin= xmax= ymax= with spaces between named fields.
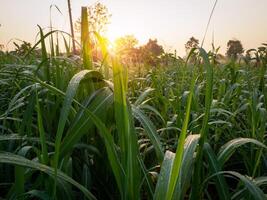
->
xmin=0 ymin=0 xmax=267 ymax=55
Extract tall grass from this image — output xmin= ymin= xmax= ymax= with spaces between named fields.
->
xmin=0 ymin=6 xmax=266 ymax=200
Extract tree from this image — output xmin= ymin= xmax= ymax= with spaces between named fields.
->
xmin=75 ymin=2 xmax=111 ymax=36
xmin=185 ymin=37 xmax=199 ymax=53
xmin=226 ymin=39 xmax=244 ymax=59
xmin=113 ymin=35 xmax=139 ymax=63
xmin=114 ymin=35 xmax=138 ymax=54
xmin=112 ymin=37 xmax=164 ymax=66
xmin=143 ymin=39 xmax=164 ymax=56
xmin=139 ymin=39 xmax=164 ymax=66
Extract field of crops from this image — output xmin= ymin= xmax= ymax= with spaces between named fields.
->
xmin=0 ymin=6 xmax=267 ymax=200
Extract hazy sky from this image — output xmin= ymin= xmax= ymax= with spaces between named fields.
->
xmin=1 ymin=0 xmax=267 ymax=55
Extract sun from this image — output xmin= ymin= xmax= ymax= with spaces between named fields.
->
xmin=106 ymin=25 xmax=122 ymax=44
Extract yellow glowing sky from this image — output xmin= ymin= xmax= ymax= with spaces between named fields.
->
xmin=1 ymin=0 xmax=267 ymax=55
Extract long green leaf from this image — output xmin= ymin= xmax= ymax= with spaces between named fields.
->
xmin=0 ymin=152 xmax=97 ymax=200
xmin=36 ymin=90 xmax=49 ymax=165
xmin=112 ymin=58 xmax=141 ymax=199
xmin=154 ymin=151 xmax=175 ymax=200
xmin=204 ymin=171 xmax=266 ymax=200
xmin=31 ymin=77 xmax=125 ymax=196
xmin=176 ymin=134 xmax=201 ymax=200
xmin=53 ymin=70 xmax=102 ymax=194
xmin=191 ymin=48 xmax=213 ymax=199
xmin=218 ymin=138 xmax=267 ymax=166
xmin=165 ymin=74 xmax=197 ymax=200
xmin=203 ymin=143 xmax=230 ymax=200
xmin=132 ymin=106 xmax=164 ymax=162
xmin=60 ymin=88 xmax=113 ymax=157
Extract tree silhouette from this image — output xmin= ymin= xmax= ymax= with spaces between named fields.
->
xmin=226 ymin=39 xmax=244 ymax=59
xmin=114 ymin=35 xmax=138 ymax=54
xmin=139 ymin=39 xmax=164 ymax=66
xmin=185 ymin=37 xmax=199 ymax=53
xmin=143 ymin=39 xmax=164 ymax=56
xmin=114 ymin=35 xmax=139 ymax=63
xmin=113 ymin=38 xmax=164 ymax=65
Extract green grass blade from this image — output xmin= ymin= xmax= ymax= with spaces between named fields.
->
xmin=218 ymin=138 xmax=267 ymax=166
xmin=112 ymin=58 xmax=141 ymax=199
xmin=31 ymin=77 xmax=125 ymax=196
xmin=205 ymin=171 xmax=266 ymax=200
xmin=134 ymin=88 xmax=155 ymax=106
xmin=62 ymin=35 xmax=70 ymax=56
xmin=191 ymin=48 xmax=213 ymax=199
xmin=132 ymin=106 xmax=164 ymax=162
xmin=81 ymin=7 xmax=92 ymax=70
xmin=24 ymin=29 xmax=57 ymax=59
xmin=0 ymin=152 xmax=97 ymax=200
xmin=37 ymin=25 xmax=49 ymax=82
xmin=154 ymin=151 xmax=175 ymax=200
xmin=60 ymin=88 xmax=113 ymax=157
xmin=82 ymin=106 xmax=125 ymax=195
xmin=53 ymin=70 xmax=101 ymax=195
xmin=94 ymin=32 xmax=109 ymax=79
xmin=203 ymin=143 xmax=230 ymax=200
xmin=176 ymin=134 xmax=201 ymax=199
xmin=165 ymin=74 xmax=197 ymax=200
xmin=139 ymin=104 xmax=165 ymax=124
xmin=35 ymin=90 xmax=49 ymax=165
xmin=155 ymin=135 xmax=200 ymax=200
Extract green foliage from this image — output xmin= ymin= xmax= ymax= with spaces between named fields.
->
xmin=0 ymin=21 xmax=266 ymax=200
